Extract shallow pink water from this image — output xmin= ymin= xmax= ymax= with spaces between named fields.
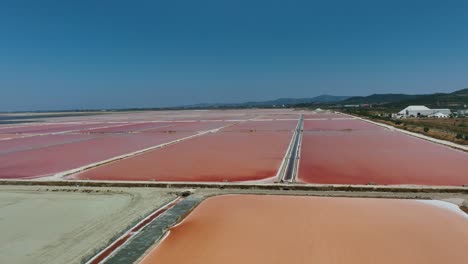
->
xmin=0 ymin=123 xmax=115 ymax=134
xmin=145 ymin=121 xmax=231 ymax=132
xmin=73 ymin=131 xmax=292 ymax=182
xmin=298 ymin=130 xmax=468 ymax=186
xmin=223 ymin=120 xmax=298 ymax=131
xmin=83 ymin=122 xmax=176 ymax=133
xmin=303 ymin=119 xmax=382 ymax=131
xmin=0 ymin=134 xmax=96 ymax=155
xmin=0 ymin=132 xmax=194 ymax=179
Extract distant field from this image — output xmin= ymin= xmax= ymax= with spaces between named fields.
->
xmin=402 ymin=118 xmax=467 ymax=135
xmin=388 ymin=118 xmax=467 ymax=145
xmin=342 ymin=108 xmax=468 ymax=145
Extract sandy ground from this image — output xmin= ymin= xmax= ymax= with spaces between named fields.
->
xmin=0 ymin=186 xmax=175 ymax=264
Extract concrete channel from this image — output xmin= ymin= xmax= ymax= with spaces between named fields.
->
xmin=281 ymin=114 xmax=303 ymax=182
xmin=102 ymin=196 xmax=202 ymax=264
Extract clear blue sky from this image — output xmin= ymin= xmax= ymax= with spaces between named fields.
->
xmin=1 ymin=0 xmax=468 ymax=111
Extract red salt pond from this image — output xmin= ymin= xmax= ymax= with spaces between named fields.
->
xmin=83 ymin=122 xmax=176 ymax=133
xmin=303 ymin=119 xmax=382 ymax=131
xmin=145 ymin=121 xmax=232 ymax=132
xmin=0 ymin=132 xmax=194 ymax=179
xmin=140 ymin=195 xmax=468 ymax=264
xmin=0 ymin=134 xmax=96 ymax=155
xmin=298 ymin=130 xmax=468 ymax=186
xmin=303 ymin=113 xmax=347 ymax=119
xmin=72 ymin=131 xmax=293 ymax=182
xmin=223 ymin=120 xmax=298 ymax=132
xmin=257 ymin=114 xmax=300 ymax=120
xmin=0 ymin=123 xmax=114 ymax=134
xmin=0 ymin=134 xmax=24 ymax=140
xmin=0 ymin=123 xmax=71 ymax=133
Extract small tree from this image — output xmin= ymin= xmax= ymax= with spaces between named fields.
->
xmin=423 ymin=127 xmax=429 ymax=132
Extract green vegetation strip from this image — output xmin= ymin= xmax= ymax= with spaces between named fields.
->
xmin=1 ymin=180 xmax=468 ymax=194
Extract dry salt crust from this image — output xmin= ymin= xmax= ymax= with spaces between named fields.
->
xmin=417 ymin=200 xmax=468 ymax=219
xmin=0 ymin=186 xmax=175 ymax=264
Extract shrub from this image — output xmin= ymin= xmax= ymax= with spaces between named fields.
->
xmin=394 ymin=120 xmax=402 ymax=125
xmin=423 ymin=127 xmax=429 ymax=132
xmin=455 ymin=133 xmax=463 ymax=139
xmin=465 ymin=134 xmax=468 ymax=141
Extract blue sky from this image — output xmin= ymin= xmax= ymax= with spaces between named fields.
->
xmin=1 ymin=0 xmax=468 ymax=111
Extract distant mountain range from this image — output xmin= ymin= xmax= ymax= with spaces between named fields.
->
xmin=340 ymin=94 xmax=421 ymax=105
xmin=4 ymin=89 xmax=466 ymax=113
xmin=338 ymin=88 xmax=468 ymax=108
xmin=181 ymin=88 xmax=467 ymax=109
xmin=181 ymin=95 xmax=351 ymax=108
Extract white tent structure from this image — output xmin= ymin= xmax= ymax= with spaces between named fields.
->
xmin=398 ymin=106 xmax=451 ymax=117
xmin=398 ymin=106 xmax=431 ymax=117
xmin=428 ymin=112 xmax=449 ymax=118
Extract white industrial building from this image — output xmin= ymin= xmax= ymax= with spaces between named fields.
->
xmin=428 ymin=112 xmax=449 ymax=118
xmin=398 ymin=106 xmax=451 ymax=118
xmin=456 ymin=109 xmax=468 ymax=116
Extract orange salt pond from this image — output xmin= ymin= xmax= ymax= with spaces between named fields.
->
xmin=140 ymin=195 xmax=468 ymax=264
